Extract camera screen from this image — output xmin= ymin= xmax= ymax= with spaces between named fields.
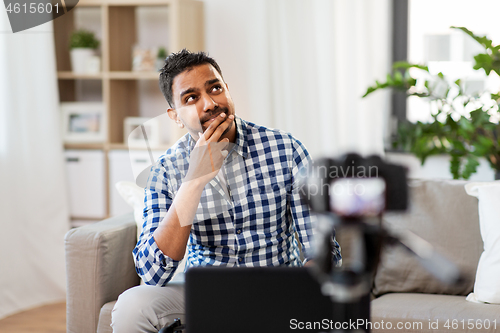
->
xmin=329 ymin=178 xmax=386 ymax=217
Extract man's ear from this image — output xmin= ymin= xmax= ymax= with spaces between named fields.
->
xmin=167 ymin=108 xmax=184 ymax=128
xmin=167 ymin=108 xmax=178 ymax=121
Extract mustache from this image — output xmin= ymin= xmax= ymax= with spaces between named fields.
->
xmin=200 ymin=106 xmax=229 ymax=124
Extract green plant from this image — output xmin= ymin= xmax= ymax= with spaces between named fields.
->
xmin=363 ymin=26 xmax=500 ymax=179
xmin=69 ymin=29 xmax=100 ymax=49
xmin=157 ymin=47 xmax=167 ymax=59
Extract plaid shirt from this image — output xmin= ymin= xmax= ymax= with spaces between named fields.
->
xmin=133 ymin=116 xmax=341 ymax=286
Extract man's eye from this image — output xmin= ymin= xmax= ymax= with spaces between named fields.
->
xmin=211 ymin=85 xmax=222 ymax=93
xmin=185 ymin=96 xmax=196 ymax=103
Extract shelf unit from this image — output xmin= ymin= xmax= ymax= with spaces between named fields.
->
xmin=53 ymin=0 xmax=204 ymax=222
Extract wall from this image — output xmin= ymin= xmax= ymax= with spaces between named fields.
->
xmin=200 ymin=0 xmax=263 ymax=124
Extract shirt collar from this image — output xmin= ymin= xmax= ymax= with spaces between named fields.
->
xmin=187 ymin=115 xmax=248 ymax=159
xmin=233 ymin=116 xmax=249 ymax=158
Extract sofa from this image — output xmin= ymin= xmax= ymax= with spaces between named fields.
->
xmin=65 ymin=179 xmax=500 ymax=333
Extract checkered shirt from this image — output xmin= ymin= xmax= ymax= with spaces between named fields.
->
xmin=133 ymin=116 xmax=342 ymax=286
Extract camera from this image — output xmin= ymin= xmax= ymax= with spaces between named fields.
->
xmin=301 ymin=153 xmax=408 ymax=218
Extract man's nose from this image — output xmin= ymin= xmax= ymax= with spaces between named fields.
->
xmin=201 ymin=93 xmax=218 ymax=112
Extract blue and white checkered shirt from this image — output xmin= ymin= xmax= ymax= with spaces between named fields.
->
xmin=133 ymin=116 xmax=341 ymax=286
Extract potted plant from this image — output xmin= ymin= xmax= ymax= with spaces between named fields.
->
xmin=363 ymin=27 xmax=500 ymax=179
xmin=69 ymin=29 xmax=100 ymax=74
xmin=156 ymin=46 xmax=168 ymax=71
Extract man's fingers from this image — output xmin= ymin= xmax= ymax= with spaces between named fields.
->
xmin=207 ymin=115 xmax=234 ymax=143
xmin=203 ymin=113 xmax=228 ymax=139
xmin=210 ymin=140 xmax=230 ymax=161
xmin=221 ymin=138 xmax=230 ymax=151
xmin=207 ymin=143 xmax=215 ymax=172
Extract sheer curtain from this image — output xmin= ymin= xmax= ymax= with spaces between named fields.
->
xmin=0 ymin=10 xmax=69 ymax=319
xmin=243 ymin=0 xmax=392 ymax=158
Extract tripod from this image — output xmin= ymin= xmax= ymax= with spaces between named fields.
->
xmin=301 ymin=154 xmax=464 ymax=333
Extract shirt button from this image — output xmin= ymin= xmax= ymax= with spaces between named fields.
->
xmin=236 ymin=229 xmax=242 ymax=234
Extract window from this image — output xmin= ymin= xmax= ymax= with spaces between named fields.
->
xmin=401 ymin=0 xmax=500 ymax=123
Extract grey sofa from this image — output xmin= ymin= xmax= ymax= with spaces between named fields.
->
xmin=65 ymin=179 xmax=500 ymax=333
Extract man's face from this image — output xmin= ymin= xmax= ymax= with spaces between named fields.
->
xmin=168 ymin=64 xmax=235 ymax=140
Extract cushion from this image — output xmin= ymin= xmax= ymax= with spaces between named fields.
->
xmin=464 ymin=182 xmax=500 ymax=304
xmin=371 ymin=293 xmax=500 ymax=333
xmin=97 ymin=301 xmax=115 ymax=333
xmin=372 ymin=179 xmax=483 ymax=297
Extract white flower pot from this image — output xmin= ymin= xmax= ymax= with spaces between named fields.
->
xmin=70 ymin=48 xmax=95 ymax=74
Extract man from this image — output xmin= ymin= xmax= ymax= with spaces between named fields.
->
xmin=111 ymin=49 xmax=341 ymax=332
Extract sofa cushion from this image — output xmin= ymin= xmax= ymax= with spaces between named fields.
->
xmin=371 ymin=293 xmax=500 ymax=333
xmin=97 ymin=301 xmax=115 ymax=333
xmin=372 ymin=179 xmax=483 ymax=297
xmin=465 ymin=182 xmax=500 ymax=304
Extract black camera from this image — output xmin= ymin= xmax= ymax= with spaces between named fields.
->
xmin=300 ymin=153 xmax=408 ymax=218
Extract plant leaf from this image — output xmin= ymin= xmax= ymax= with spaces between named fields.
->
xmin=461 ymin=155 xmax=480 ymax=180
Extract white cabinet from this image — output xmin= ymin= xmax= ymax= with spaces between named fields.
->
xmin=65 ymin=150 xmax=106 ymax=218
xmin=108 ymin=149 xmax=165 ymax=216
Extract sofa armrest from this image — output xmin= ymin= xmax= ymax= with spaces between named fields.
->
xmin=65 ymin=213 xmax=140 ymax=333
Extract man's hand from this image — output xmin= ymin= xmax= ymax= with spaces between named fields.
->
xmin=153 ymin=113 xmax=235 ymax=258
xmin=304 ymin=260 xmax=315 ymax=267
xmin=184 ymin=113 xmax=234 ymax=186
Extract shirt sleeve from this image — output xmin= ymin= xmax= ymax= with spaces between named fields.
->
xmin=132 ymin=162 xmax=181 ymax=286
xmin=289 ymin=135 xmax=342 ymax=266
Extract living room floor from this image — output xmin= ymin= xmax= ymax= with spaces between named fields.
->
xmin=0 ymin=302 xmax=65 ymax=332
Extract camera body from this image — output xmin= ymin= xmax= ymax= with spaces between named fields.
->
xmin=301 ymin=153 xmax=408 ymax=218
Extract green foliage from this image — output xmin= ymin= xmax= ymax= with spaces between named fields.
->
xmin=157 ymin=47 xmax=167 ymax=59
xmin=451 ymin=26 xmax=500 ymax=76
xmin=69 ymin=29 xmax=100 ymax=50
xmin=364 ymin=27 xmax=500 ymax=179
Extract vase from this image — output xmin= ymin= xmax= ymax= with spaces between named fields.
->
xmin=70 ymin=48 xmax=95 ymax=74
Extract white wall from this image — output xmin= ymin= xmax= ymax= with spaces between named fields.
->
xmin=201 ymin=0 xmax=264 ymax=124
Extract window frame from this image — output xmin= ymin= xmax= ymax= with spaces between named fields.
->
xmin=391 ymin=0 xmax=409 ymax=123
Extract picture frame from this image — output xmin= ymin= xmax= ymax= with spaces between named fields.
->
xmin=61 ymin=102 xmax=107 ymax=143
xmin=124 ymin=116 xmax=161 ymax=148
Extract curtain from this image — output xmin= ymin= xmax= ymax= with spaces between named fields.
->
xmin=0 ymin=11 xmax=69 ymax=319
xmin=243 ymin=0 xmax=392 ymax=159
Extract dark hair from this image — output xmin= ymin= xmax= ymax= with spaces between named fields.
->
xmin=159 ymin=49 xmax=224 ymax=107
